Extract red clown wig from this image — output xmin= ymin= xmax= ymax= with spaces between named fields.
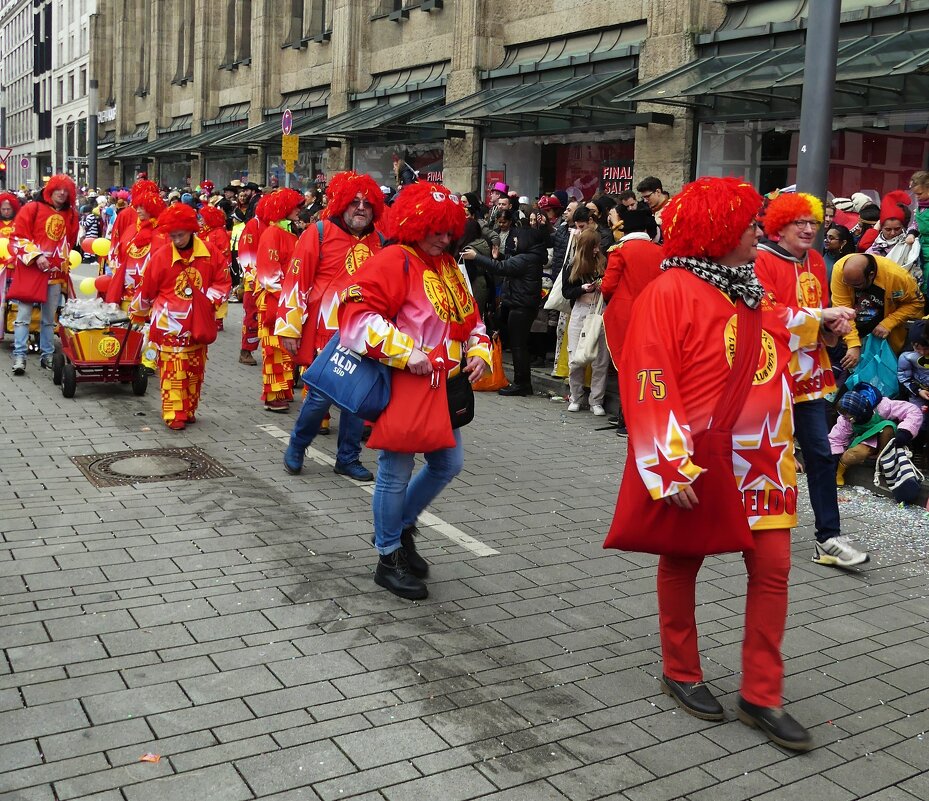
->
xmin=130 ymin=179 xmax=160 ymax=203
xmin=0 ymin=192 xmax=21 ymax=215
xmin=199 ymin=204 xmax=227 ymax=231
xmin=135 ymin=191 xmax=166 ymax=219
xmin=158 ymin=204 xmax=200 ymax=233
xmin=322 ymin=171 xmax=384 ymax=222
xmin=762 ymin=192 xmax=823 ymax=237
xmin=257 ymin=188 xmax=304 ymax=224
xmin=663 ymin=176 xmax=762 ymax=260
xmin=387 ymin=182 xmax=466 ymax=244
xmin=42 ymin=174 xmax=77 ymax=206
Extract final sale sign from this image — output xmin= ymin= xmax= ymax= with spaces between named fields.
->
xmin=601 ymin=161 xmax=634 ymax=194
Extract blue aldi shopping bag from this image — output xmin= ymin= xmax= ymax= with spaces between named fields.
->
xmin=303 ymin=333 xmax=391 ymax=420
xmin=845 ymin=334 xmax=899 ymax=398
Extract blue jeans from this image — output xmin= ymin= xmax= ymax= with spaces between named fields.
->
xmin=13 ymin=282 xmax=62 ymax=359
xmin=372 ymin=430 xmax=463 ymax=555
xmin=793 ymin=398 xmax=841 ymax=542
xmin=289 ymin=385 xmax=365 ymax=466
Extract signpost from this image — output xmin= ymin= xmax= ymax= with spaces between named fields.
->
xmin=20 ymin=157 xmax=30 ymax=171
xmin=0 ymin=147 xmax=12 ymax=164
xmin=281 ymin=109 xmax=298 ymax=184
xmin=282 ymin=108 xmax=293 ymax=136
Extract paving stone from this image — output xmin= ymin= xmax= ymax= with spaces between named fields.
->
xmin=312 ymin=760 xmax=421 ymax=801
xmin=100 ymin=623 xmax=196 ymax=656
xmin=236 ymin=740 xmax=354 ymax=795
xmin=169 ymin=733 xmax=279 ymax=772
xmin=334 ymin=718 xmax=449 ymax=770
xmin=180 ymin=665 xmax=282 ymax=704
xmin=83 ymin=683 xmax=191 ymax=725
xmin=0 ymin=753 xmax=109 ymax=795
xmin=0 ymin=739 xmax=43 ymax=772
xmin=121 ymin=656 xmax=218 ymax=688
xmin=7 ymin=636 xmax=108 ymax=671
xmin=147 ymin=698 xmax=254 ymax=738
xmin=424 ymin=700 xmax=534 ymax=747
xmin=122 ymin=763 xmax=253 ymax=801
xmin=474 ymin=742 xmax=582 ymax=790
xmin=0 ymin=699 xmax=88 ymax=744
xmin=45 ymin=609 xmax=137 ymax=640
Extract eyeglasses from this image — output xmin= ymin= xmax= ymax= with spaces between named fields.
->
xmin=641 ymin=191 xmax=656 ymax=199
xmin=348 ymin=198 xmax=373 ymax=210
xmin=791 ymin=219 xmax=821 ymax=230
xmin=824 ymin=234 xmax=840 ymax=241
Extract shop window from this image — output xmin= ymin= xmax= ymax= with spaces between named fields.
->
xmin=172 ymin=0 xmax=195 ymax=85
xmin=284 ymin=0 xmax=331 ymax=46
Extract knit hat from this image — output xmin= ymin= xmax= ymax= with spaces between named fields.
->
xmin=879 ymin=190 xmax=912 ymax=226
xmin=662 ymin=176 xmax=762 ymax=260
xmin=158 ymin=204 xmax=200 ymax=233
xmin=387 ymin=181 xmax=466 ymax=244
xmin=838 ymin=383 xmax=883 ymax=423
xmin=762 ymin=192 xmax=823 ymax=237
xmin=552 ymin=190 xmax=569 ymax=209
xmin=859 ymin=203 xmax=881 ymax=224
xmin=180 ymin=192 xmax=194 ymax=205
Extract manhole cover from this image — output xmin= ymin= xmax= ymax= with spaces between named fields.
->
xmin=71 ymin=446 xmax=232 ymax=487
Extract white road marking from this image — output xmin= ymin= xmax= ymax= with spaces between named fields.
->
xmin=258 ymin=423 xmax=499 ymax=557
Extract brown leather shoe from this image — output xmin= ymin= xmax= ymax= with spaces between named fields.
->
xmin=239 ymin=349 xmax=257 ymax=366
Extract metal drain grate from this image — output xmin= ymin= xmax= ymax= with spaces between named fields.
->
xmin=71 ymin=446 xmax=233 ymax=487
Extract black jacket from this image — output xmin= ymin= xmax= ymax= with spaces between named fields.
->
xmin=550 ymin=223 xmax=571 ymax=280
xmin=472 ymin=239 xmax=546 ymax=310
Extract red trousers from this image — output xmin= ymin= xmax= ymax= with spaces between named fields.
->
xmin=241 ymin=288 xmax=259 ymax=352
xmin=657 ymin=529 xmax=790 ymax=707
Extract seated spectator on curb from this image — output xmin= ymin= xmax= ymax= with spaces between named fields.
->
xmin=897 ymin=323 xmax=929 ymax=435
xmin=829 ymin=383 xmax=922 ymax=486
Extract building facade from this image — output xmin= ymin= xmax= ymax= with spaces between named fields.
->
xmin=0 ymin=0 xmax=54 ymax=190
xmin=51 ymin=0 xmax=96 ymax=186
xmin=88 ymin=0 xmax=929 ymax=201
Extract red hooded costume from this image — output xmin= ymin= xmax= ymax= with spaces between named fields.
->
xmin=10 ymin=175 xmax=79 ymax=287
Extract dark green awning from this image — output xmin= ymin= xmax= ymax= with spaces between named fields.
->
xmin=213 ymin=110 xmax=329 ymax=147
xmin=150 ymin=124 xmax=247 ymax=154
xmin=303 ymin=96 xmax=443 ymax=137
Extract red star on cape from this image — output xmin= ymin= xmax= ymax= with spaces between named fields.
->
xmin=365 ymin=339 xmax=389 ymax=361
xmin=735 ymin=419 xmax=788 ymax=490
xmin=644 ymin=446 xmax=691 ymax=494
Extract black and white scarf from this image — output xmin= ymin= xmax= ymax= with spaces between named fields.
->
xmin=661 ymin=255 xmax=765 ymax=309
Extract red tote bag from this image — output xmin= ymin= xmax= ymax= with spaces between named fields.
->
xmin=7 ymin=263 xmax=51 ymax=304
xmin=604 ymin=301 xmax=761 ymax=558
xmin=367 ymin=368 xmax=455 ymax=454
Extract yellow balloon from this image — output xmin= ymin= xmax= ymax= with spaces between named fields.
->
xmin=91 ymin=238 xmax=111 ymax=257
xmin=79 ymin=276 xmax=96 ymax=295
xmin=0 ymin=238 xmax=8 ymax=260
xmin=68 ymin=250 xmax=82 ymax=268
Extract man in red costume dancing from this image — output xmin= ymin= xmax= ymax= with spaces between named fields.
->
xmin=277 ymin=171 xmax=385 ymax=481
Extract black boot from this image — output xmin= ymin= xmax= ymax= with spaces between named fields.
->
xmin=374 ymin=547 xmax=428 ymax=600
xmin=737 ymin=697 xmax=812 ymax=751
xmin=498 ymin=384 xmax=532 ymax=397
xmin=400 ymin=526 xmax=429 ymax=578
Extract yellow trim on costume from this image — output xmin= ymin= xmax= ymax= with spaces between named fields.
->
xmin=170 ymin=236 xmax=211 ymax=264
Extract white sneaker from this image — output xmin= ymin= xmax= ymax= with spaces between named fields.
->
xmin=812 ymin=536 xmax=869 ymax=568
xmin=567 ymin=401 xmax=581 ymax=412
xmin=591 ymin=405 xmax=606 ymax=416
xmin=12 ymin=356 xmax=25 ymax=376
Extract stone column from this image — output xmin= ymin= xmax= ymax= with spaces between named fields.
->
xmin=632 ymin=0 xmax=725 ymax=194
xmin=248 ymin=0 xmax=274 ymax=183
xmin=325 ymin=0 xmax=365 ymax=173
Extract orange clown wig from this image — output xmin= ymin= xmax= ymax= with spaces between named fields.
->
xmin=387 ymin=181 xmax=466 ymax=244
xmin=158 ymin=204 xmax=200 ymax=233
xmin=322 ymin=170 xmax=384 ymax=222
xmin=762 ymin=192 xmax=824 ymax=238
xmin=662 ymin=176 xmax=762 ymax=260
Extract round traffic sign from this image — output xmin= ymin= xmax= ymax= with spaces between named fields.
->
xmin=282 ymin=109 xmax=293 ymax=136
xmin=20 ymin=157 xmax=29 ymax=170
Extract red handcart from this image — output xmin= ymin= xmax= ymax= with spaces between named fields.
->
xmin=53 ymin=321 xmax=148 ymax=398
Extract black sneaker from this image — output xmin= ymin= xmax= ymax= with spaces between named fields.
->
xmin=660 ymin=675 xmax=724 ymax=721
xmin=607 ymin=415 xmax=621 ymax=426
xmin=400 ymin=525 xmax=429 ymax=578
xmin=39 ymin=356 xmax=53 ymax=370
xmin=737 ymin=697 xmax=812 ymax=751
xmin=374 ymin=547 xmax=428 ymax=600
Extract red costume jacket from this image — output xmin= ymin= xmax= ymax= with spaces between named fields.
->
xmin=10 ymin=200 xmax=79 ymax=285
xmin=254 ymin=223 xmax=298 ymax=323
xmin=129 ymin=237 xmax=230 ymax=348
xmin=601 ymin=234 xmax=664 ymax=365
xmin=237 ymin=216 xmax=265 ymax=292
xmin=105 ymin=219 xmax=169 ymax=304
xmin=754 ymin=245 xmax=836 ymax=402
xmin=275 ymin=219 xmax=384 ymax=365
xmin=608 ymin=269 xmax=822 ymax=532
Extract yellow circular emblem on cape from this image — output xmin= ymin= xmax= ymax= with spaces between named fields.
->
xmin=796 ymin=272 xmax=821 ymax=307
xmin=45 ymin=213 xmax=66 ymax=241
xmin=344 ymin=242 xmax=371 ymax=276
xmin=98 ymin=335 xmax=122 ymax=358
xmin=127 ymin=242 xmax=150 ymax=260
xmin=422 ymin=272 xmax=454 ymax=322
xmin=724 ymin=314 xmax=777 ymax=385
xmin=174 ymin=269 xmax=202 ymax=300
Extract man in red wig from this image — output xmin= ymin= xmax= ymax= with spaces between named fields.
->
xmin=754 ymin=191 xmax=868 ymax=569
xmin=0 ymin=191 xmax=22 ymax=342
xmin=278 ymin=171 xmax=385 ymax=481
xmin=604 ymin=176 xmax=854 ymax=751
xmin=130 ymin=204 xmax=230 ymax=429
xmin=337 ymin=182 xmax=491 ymax=599
xmin=9 ymin=174 xmax=78 ymax=374
xmin=236 ymin=194 xmax=269 ymax=366
xmin=254 ymin=188 xmax=305 ymax=411
xmin=108 ymin=179 xmax=161 ymax=269
xmin=105 ymin=190 xmax=168 ymax=306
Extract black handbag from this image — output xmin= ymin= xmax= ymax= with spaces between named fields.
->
xmin=447 ymin=359 xmax=475 ymax=429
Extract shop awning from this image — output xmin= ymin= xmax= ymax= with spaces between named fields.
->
xmin=303 ymin=96 xmax=444 ymax=137
xmin=408 ymin=70 xmax=668 ymax=130
xmin=152 ymin=123 xmax=250 ymax=154
xmin=109 ymin=130 xmax=191 ymax=160
xmin=612 ymin=28 xmax=929 ymax=106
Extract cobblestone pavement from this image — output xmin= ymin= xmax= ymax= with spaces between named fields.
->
xmin=1 ymin=303 xmax=928 ymax=801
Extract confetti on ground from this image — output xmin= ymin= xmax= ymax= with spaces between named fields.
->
xmin=139 ymin=754 xmax=161 ymax=763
